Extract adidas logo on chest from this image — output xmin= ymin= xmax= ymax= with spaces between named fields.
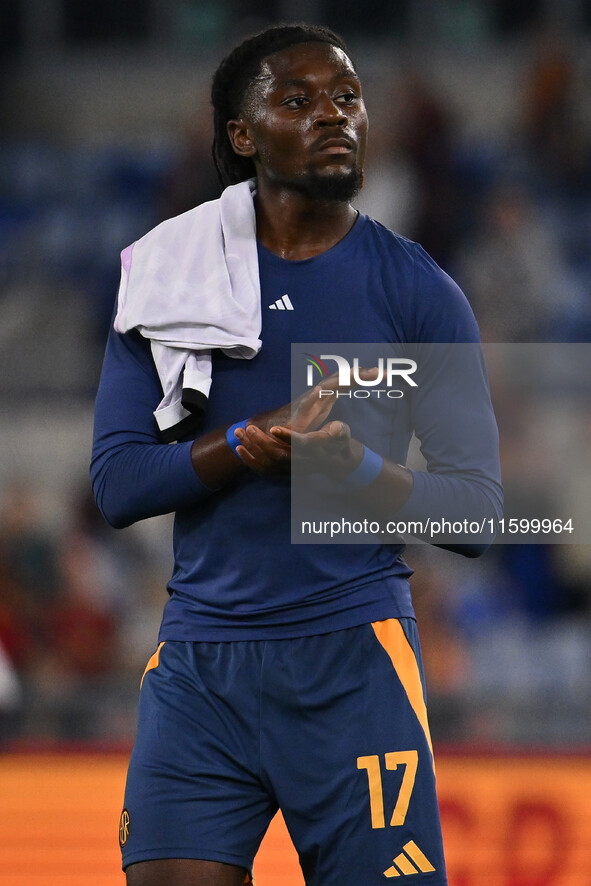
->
xmin=268 ymin=294 xmax=294 ymax=311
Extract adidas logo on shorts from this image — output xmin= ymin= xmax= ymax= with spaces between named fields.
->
xmin=383 ymin=841 xmax=435 ymax=877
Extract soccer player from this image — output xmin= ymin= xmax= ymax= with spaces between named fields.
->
xmin=91 ymin=23 xmax=502 ymax=886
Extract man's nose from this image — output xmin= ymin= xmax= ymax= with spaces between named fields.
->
xmin=314 ymin=95 xmax=347 ymax=126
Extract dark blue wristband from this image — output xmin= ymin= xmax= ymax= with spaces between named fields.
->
xmin=226 ymin=419 xmax=249 ymax=456
xmin=343 ymin=446 xmax=383 ymax=488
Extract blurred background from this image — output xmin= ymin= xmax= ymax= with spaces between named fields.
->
xmin=2 ymin=2 xmax=591 ymax=882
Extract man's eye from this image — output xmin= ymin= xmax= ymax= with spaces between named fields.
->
xmin=337 ymin=92 xmax=358 ymax=104
xmin=284 ymin=96 xmax=308 ymax=107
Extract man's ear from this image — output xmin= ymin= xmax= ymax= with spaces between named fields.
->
xmin=226 ymin=119 xmax=256 ymax=158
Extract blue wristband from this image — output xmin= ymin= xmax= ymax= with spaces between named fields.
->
xmin=226 ymin=419 xmax=249 ymax=456
xmin=344 ymin=446 xmax=383 ymax=488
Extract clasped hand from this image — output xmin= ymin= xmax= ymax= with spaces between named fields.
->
xmin=233 ymin=368 xmax=377 ymax=477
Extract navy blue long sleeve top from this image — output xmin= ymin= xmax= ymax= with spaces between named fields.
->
xmin=91 ymin=214 xmax=502 ymax=640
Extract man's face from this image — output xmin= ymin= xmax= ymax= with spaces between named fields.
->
xmin=230 ymin=41 xmax=368 ymax=201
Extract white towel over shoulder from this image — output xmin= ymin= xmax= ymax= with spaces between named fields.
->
xmin=114 ymin=179 xmax=261 ymax=440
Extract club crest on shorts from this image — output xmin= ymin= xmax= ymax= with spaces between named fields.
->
xmin=119 ymin=808 xmax=130 ymax=847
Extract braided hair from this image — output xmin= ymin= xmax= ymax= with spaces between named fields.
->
xmin=211 ymin=24 xmax=350 ymax=188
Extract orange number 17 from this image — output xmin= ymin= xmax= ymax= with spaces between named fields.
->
xmin=357 ymin=751 xmax=418 ymax=829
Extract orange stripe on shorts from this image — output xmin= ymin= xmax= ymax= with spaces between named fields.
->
xmin=140 ymin=641 xmax=165 ymax=688
xmin=371 ymin=620 xmax=434 ymax=764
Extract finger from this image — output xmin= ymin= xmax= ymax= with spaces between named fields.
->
xmin=291 ymin=367 xmax=380 ymax=434
xmin=289 ymin=423 xmax=351 ymax=453
xmin=269 ymin=425 xmax=292 ymax=442
xmin=235 ymin=427 xmax=269 ymax=462
xmin=235 ymin=424 xmax=268 ymax=452
xmin=291 ymin=421 xmax=345 ymax=444
xmin=237 ymin=426 xmax=291 ymax=466
xmin=242 ymin=424 xmax=287 ymax=452
xmin=235 ymin=444 xmax=257 ymax=466
xmin=322 ymin=420 xmax=350 ymax=439
xmin=237 ymin=446 xmax=290 ymax=474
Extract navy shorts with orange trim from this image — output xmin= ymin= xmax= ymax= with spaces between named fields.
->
xmin=120 ymin=619 xmax=447 ymax=885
